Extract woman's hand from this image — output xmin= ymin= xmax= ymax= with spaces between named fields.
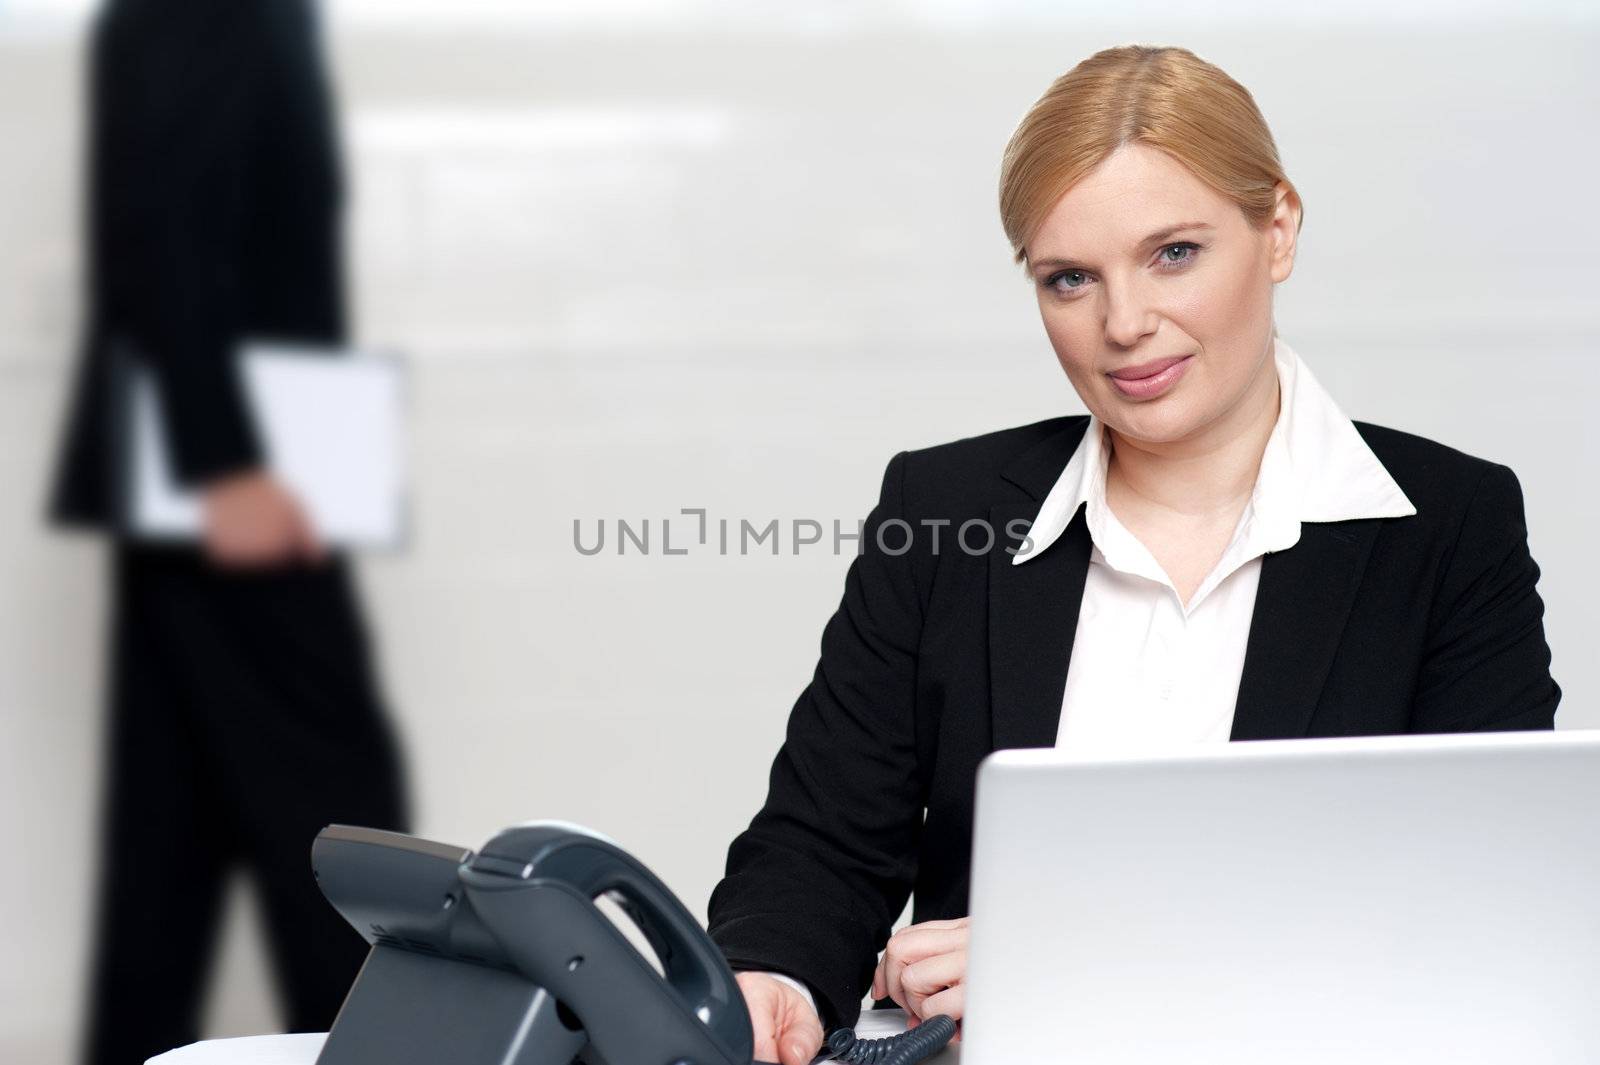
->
xmin=736 ymin=971 xmax=824 ymax=1065
xmin=871 ymin=916 xmax=969 ymax=1037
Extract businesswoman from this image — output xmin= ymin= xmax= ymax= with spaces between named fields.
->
xmin=706 ymin=44 xmax=1561 ymax=1065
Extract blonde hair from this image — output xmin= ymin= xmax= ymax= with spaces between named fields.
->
xmin=999 ymin=45 xmax=1303 ymax=267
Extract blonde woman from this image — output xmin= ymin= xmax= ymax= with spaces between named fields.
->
xmin=707 ymin=44 xmax=1559 ymax=1065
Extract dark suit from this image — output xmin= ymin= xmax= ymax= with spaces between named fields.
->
xmin=45 ymin=3 xmax=406 ymax=1062
xmin=52 ymin=0 xmax=345 ymax=516
xmin=707 ymin=415 xmax=1560 ymax=1033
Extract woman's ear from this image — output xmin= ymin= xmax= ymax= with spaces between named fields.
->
xmin=1267 ymin=181 xmax=1302 ymax=284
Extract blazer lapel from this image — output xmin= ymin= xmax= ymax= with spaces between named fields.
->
xmin=1230 ymin=518 xmax=1384 ymax=740
xmin=987 ymin=417 xmax=1096 ymax=752
xmin=988 ymin=500 xmax=1093 ymax=751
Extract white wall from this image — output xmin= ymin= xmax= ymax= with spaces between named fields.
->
xmin=2 ymin=3 xmax=1596 ymax=1060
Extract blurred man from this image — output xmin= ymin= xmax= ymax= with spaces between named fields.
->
xmin=46 ymin=2 xmax=408 ymax=1061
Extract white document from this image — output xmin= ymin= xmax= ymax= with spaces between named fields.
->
xmin=127 ymin=343 xmax=406 ymax=550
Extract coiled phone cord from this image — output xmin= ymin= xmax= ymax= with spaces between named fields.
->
xmin=816 ymin=1014 xmax=958 ymax=1065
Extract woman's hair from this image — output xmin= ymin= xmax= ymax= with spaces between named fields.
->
xmin=999 ymin=45 xmax=1303 ymax=267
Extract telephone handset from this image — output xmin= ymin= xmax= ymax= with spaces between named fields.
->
xmin=311 ymin=823 xmax=956 ymax=1065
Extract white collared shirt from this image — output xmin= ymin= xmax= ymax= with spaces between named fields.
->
xmin=1013 ymin=336 xmax=1416 ymax=753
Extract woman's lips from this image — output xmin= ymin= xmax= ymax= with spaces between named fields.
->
xmin=1107 ymin=354 xmax=1193 ymax=398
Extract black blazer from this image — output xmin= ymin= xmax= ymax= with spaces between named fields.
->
xmin=707 ymin=414 xmax=1561 ymax=1032
xmin=48 ymin=0 xmax=345 ymax=527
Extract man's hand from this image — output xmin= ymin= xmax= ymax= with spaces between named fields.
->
xmin=736 ymin=971 xmax=824 ymax=1065
xmin=871 ymin=916 xmax=969 ymax=1037
xmin=201 ymin=469 xmax=323 ymax=568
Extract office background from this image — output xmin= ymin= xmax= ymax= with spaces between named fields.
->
xmin=1 ymin=0 xmax=1595 ymax=1060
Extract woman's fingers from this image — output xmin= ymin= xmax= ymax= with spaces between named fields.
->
xmin=900 ymin=949 xmax=967 ymax=1019
xmin=777 ymin=997 xmax=824 ymax=1065
xmin=878 ymin=920 xmax=970 ymax=1012
xmin=741 ymin=976 xmax=782 ymax=1064
xmin=737 ymin=972 xmax=823 ymax=1065
xmin=909 ymin=970 xmax=967 ymax=1025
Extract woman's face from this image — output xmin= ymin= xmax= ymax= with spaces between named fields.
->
xmin=1027 ymin=142 xmax=1299 ymax=450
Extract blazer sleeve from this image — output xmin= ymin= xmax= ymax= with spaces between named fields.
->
xmin=1409 ymin=461 xmax=1561 ymax=732
xmin=115 ymin=4 xmax=269 ymax=486
xmin=708 ymin=450 xmax=927 ymax=1033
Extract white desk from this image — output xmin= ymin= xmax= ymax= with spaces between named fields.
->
xmin=146 ymin=1008 xmax=960 ymax=1063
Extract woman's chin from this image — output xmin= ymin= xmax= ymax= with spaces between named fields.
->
xmin=1101 ymin=404 xmax=1206 ymax=447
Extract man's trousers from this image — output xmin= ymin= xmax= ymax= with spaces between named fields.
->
xmin=82 ymin=543 xmax=409 ymax=1065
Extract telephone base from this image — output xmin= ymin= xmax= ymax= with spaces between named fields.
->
xmin=315 ymin=946 xmax=586 ymax=1065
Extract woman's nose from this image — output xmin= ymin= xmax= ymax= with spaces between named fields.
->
xmin=1102 ymin=278 xmax=1160 ymax=349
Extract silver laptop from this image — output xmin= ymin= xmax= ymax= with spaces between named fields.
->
xmin=961 ymin=730 xmax=1600 ymax=1064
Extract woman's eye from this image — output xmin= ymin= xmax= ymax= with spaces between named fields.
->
xmin=1158 ymin=242 xmax=1200 ymax=266
xmin=1045 ymin=269 xmax=1089 ymax=292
